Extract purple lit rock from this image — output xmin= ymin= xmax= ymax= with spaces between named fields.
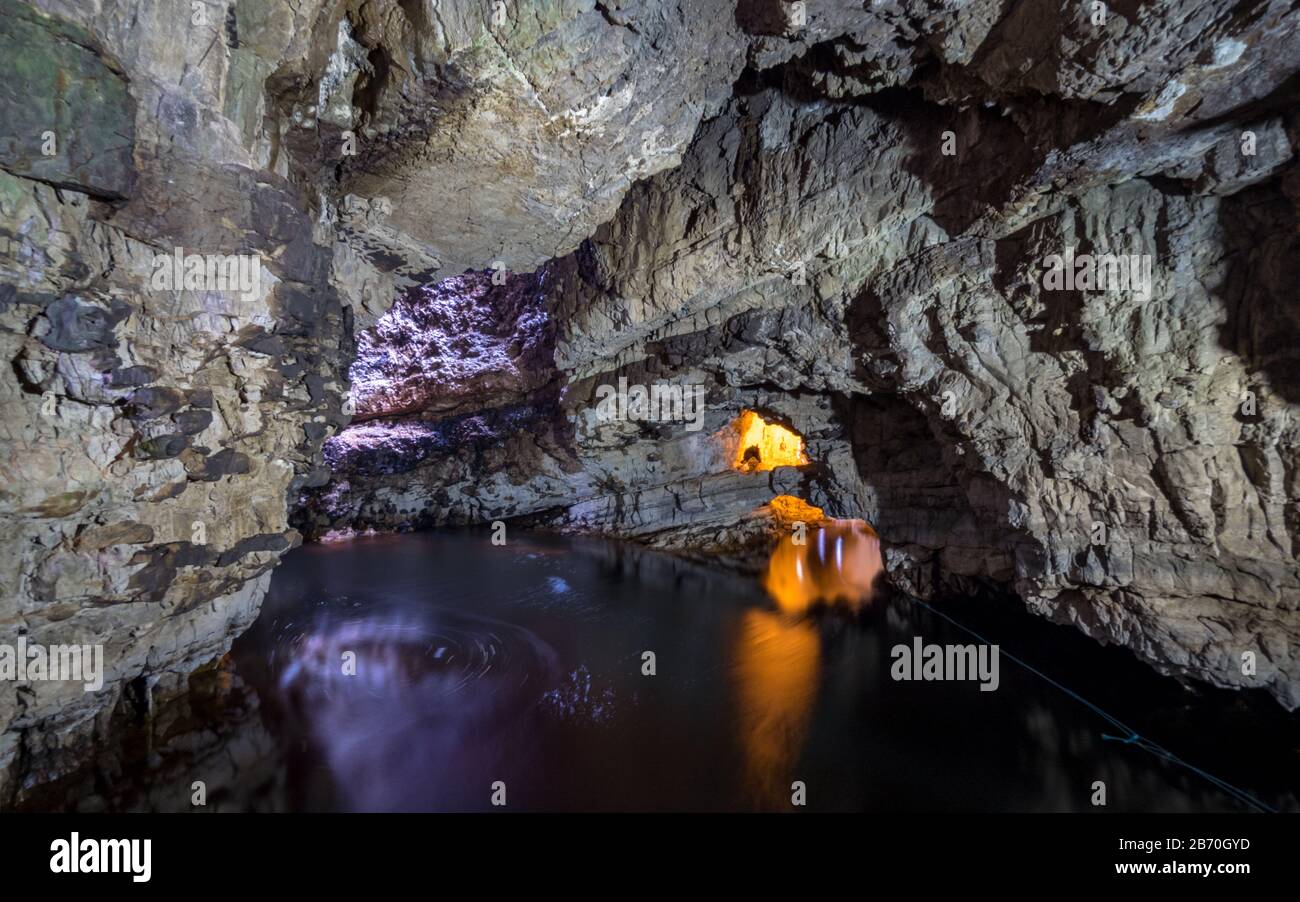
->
xmin=350 ymin=270 xmax=555 ymax=421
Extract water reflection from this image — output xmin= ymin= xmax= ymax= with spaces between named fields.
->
xmin=762 ymin=518 xmax=885 ymax=614
xmin=733 ymin=610 xmax=820 ymax=808
xmin=733 ymin=517 xmax=887 ymax=805
xmin=273 ymin=609 xmax=557 ymax=811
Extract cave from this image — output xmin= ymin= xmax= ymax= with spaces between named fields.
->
xmin=1 ymin=0 xmax=1298 ymax=839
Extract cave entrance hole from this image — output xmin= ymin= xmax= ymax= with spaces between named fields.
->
xmin=730 ymin=411 xmax=809 ymax=472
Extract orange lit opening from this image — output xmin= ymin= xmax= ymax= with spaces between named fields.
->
xmin=731 ymin=411 xmax=809 ymax=472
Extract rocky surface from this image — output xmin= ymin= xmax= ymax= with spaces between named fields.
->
xmin=0 ymin=0 xmax=359 ymax=803
xmin=350 ymin=269 xmax=555 ymax=420
xmin=3 ymin=0 xmax=1300 ymax=802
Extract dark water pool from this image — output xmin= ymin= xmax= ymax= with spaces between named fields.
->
xmin=200 ymin=530 xmax=1297 ymax=813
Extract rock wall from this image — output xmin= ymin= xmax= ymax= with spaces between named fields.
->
xmin=3 ymin=0 xmax=1300 ymax=801
xmin=0 ymin=0 xmax=357 ymax=800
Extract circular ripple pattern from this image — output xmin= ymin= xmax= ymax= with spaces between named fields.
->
xmin=271 ymin=603 xmax=558 ymax=706
xmin=250 ymin=599 xmax=561 ymax=811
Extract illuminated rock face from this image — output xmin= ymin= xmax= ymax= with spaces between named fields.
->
xmin=766 ymin=495 xmax=826 ymax=525
xmin=731 ymin=412 xmax=810 ymax=473
xmin=348 ymin=270 xmax=555 ymax=421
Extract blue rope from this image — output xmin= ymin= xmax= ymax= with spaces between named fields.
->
xmin=903 ymin=594 xmax=1275 ymax=813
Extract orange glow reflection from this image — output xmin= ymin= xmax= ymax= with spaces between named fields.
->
xmin=734 ymin=512 xmax=886 ymax=806
xmin=762 ymin=518 xmax=884 ymax=615
xmin=733 ymin=610 xmax=820 ymax=808
xmin=732 ymin=411 xmax=809 ymax=472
